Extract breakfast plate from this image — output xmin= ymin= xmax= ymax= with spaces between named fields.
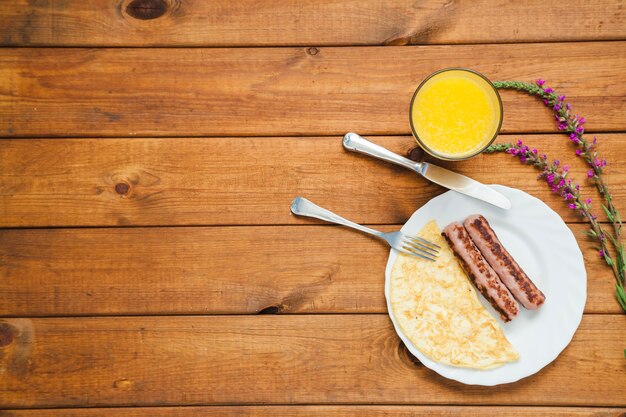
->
xmin=384 ymin=185 xmax=587 ymax=385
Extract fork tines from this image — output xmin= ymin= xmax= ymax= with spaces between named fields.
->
xmin=401 ymin=235 xmax=440 ymax=261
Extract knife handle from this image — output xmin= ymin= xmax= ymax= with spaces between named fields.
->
xmin=342 ymin=132 xmax=421 ymax=173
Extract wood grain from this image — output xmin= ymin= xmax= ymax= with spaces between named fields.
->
xmin=1 ymin=135 xmax=623 ymax=227
xmin=1 ymin=406 xmax=625 ymax=417
xmin=0 ymin=0 xmax=624 ymax=47
xmin=0 ymin=315 xmax=624 ymax=408
xmin=0 ymin=223 xmax=619 ymax=316
xmin=1 ymin=43 xmax=625 ymax=137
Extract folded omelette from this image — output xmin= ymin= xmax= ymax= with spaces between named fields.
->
xmin=390 ymin=220 xmax=518 ymax=369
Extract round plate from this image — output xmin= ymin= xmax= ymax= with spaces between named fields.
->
xmin=384 ymin=185 xmax=586 ymax=386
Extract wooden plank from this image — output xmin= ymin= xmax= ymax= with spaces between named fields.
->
xmin=0 ymin=0 xmax=624 ymax=47
xmin=1 ymin=135 xmax=623 ymax=227
xmin=1 ymin=405 xmax=624 ymax=417
xmin=1 ymin=43 xmax=625 ymax=137
xmin=0 ymin=223 xmax=619 ymax=316
xmin=0 ymin=315 xmax=624 ymax=408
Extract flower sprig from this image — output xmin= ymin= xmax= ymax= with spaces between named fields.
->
xmin=493 ymin=80 xmax=620 ymax=239
xmin=487 ymin=81 xmax=626 ymax=312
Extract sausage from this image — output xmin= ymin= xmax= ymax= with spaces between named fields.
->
xmin=464 ymin=214 xmax=545 ymax=310
xmin=442 ymin=222 xmax=519 ymax=322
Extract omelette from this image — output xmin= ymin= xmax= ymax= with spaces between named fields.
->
xmin=390 ymin=220 xmax=519 ymax=369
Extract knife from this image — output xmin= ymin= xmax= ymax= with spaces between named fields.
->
xmin=342 ymin=132 xmax=511 ymax=210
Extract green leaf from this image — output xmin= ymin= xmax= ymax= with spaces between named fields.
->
xmin=617 ymin=244 xmax=626 ymax=280
xmin=606 ymin=232 xmax=619 ymax=247
xmin=617 ymin=283 xmax=626 ymax=312
xmin=602 ymin=204 xmax=615 ymax=223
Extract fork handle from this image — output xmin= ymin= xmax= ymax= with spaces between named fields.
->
xmin=290 ymin=197 xmax=383 ymax=238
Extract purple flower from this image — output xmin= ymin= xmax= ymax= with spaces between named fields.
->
xmin=558 ymin=179 xmax=566 ymax=187
xmin=558 ymin=95 xmax=566 ymax=101
xmin=546 ymin=173 xmax=555 ymax=184
xmin=532 ymin=148 xmax=538 ymax=154
xmin=575 ymin=149 xmax=583 ymax=156
xmin=592 ymin=137 xmax=598 ymax=145
xmin=516 ymin=139 xmax=523 ymax=147
xmin=544 ymin=87 xmax=554 ymax=94
xmin=566 ymin=103 xmax=572 ymax=110
xmin=543 ymin=99 xmax=549 ymax=105
xmin=565 ymin=193 xmax=574 ymax=200
xmin=586 ymin=198 xmax=592 ymax=205
xmin=599 ymin=249 xmax=605 ymax=258
xmin=536 ymin=79 xmax=546 ymax=86
xmin=554 ymin=159 xmax=560 ymax=166
xmin=568 ymin=203 xmax=576 ymax=209
xmin=553 ymin=104 xmax=561 ymax=111
xmin=563 ymin=165 xmax=569 ymax=172
xmin=520 ymin=155 xmax=527 ymax=163
xmin=587 ymin=170 xmax=594 ymax=178
xmin=576 ymin=126 xmax=584 ymax=134
xmin=558 ymin=123 xmax=567 ymax=131
xmin=579 ymin=117 xmax=586 ymax=124
xmin=541 ymin=153 xmax=547 ymax=160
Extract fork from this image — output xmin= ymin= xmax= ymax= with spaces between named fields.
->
xmin=290 ymin=197 xmax=439 ymax=261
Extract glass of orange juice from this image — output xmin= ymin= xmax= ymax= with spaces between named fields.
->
xmin=409 ymin=68 xmax=503 ymax=161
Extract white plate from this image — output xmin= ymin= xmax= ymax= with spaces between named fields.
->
xmin=385 ymin=185 xmax=586 ymax=386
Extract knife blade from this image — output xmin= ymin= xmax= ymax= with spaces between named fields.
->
xmin=342 ymin=132 xmax=511 ymax=210
xmin=419 ymin=162 xmax=511 ymax=209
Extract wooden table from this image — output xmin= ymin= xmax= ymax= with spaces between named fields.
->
xmin=1 ymin=1 xmax=625 ymax=415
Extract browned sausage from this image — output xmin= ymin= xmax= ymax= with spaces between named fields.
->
xmin=442 ymin=222 xmax=519 ymax=322
xmin=464 ymin=214 xmax=545 ymax=310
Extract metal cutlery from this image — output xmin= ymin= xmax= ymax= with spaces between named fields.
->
xmin=342 ymin=132 xmax=512 ymax=210
xmin=290 ymin=196 xmax=439 ymax=261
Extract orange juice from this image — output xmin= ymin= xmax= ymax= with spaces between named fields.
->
xmin=409 ymin=69 xmax=502 ymax=160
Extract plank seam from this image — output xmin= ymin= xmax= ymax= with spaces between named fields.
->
xmin=0 ymin=313 xmax=618 ymax=319
xmin=1 ymin=402 xmax=624 ymax=411
xmin=0 ymin=220 xmax=612 ymax=230
xmin=2 ymin=38 xmax=626 ymax=49
xmin=2 ymin=130 xmax=626 ymax=140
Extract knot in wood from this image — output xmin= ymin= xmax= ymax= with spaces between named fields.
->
xmin=113 ymin=378 xmax=134 ymax=389
xmin=126 ymin=0 xmax=168 ymax=20
xmin=398 ymin=341 xmax=422 ymax=367
xmin=306 ymin=47 xmax=319 ymax=56
xmin=258 ymin=304 xmax=286 ymax=314
xmin=0 ymin=322 xmax=16 ymax=348
xmin=115 ymin=182 xmax=131 ymax=196
xmin=407 ymin=146 xmax=425 ymax=162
